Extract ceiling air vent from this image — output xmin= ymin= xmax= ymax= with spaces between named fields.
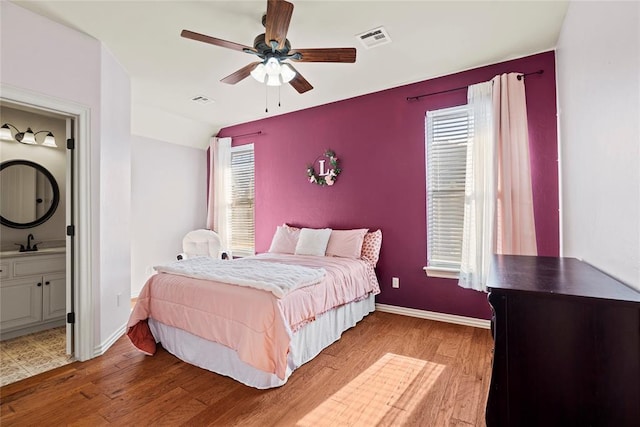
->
xmin=191 ymin=95 xmax=214 ymax=105
xmin=356 ymin=26 xmax=391 ymax=49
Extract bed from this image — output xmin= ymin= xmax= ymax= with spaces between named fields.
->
xmin=127 ymin=226 xmax=382 ymax=389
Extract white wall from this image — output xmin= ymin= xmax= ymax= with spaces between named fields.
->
xmin=1 ymin=1 xmax=132 ymax=353
xmin=556 ymin=1 xmax=640 ymax=291
xmin=130 ymin=135 xmax=207 ymax=297
xmin=133 ymin=104 xmax=212 ymax=150
xmin=99 ymin=47 xmax=132 ymax=342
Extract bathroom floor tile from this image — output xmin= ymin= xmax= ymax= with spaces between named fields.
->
xmin=0 ymin=327 xmax=72 ymax=387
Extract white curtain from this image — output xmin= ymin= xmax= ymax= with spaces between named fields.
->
xmin=206 ymin=136 xmax=232 ymax=252
xmin=459 ymin=73 xmax=537 ymax=292
xmin=459 ymin=81 xmax=496 ymax=291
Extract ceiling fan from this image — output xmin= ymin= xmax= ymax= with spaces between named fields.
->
xmin=181 ymin=0 xmax=356 ymax=94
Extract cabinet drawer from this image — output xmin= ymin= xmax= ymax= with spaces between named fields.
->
xmin=13 ymin=255 xmax=65 ymax=277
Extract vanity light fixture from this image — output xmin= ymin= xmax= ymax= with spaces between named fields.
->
xmin=0 ymin=123 xmax=57 ymax=148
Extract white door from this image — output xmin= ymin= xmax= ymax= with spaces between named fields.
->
xmin=65 ymin=117 xmax=74 ymax=356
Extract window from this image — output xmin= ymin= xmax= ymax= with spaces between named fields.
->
xmin=228 ymin=144 xmax=255 ymax=257
xmin=425 ymin=105 xmax=471 ymax=278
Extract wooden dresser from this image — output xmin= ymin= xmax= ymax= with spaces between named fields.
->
xmin=486 ymin=255 xmax=640 ymax=427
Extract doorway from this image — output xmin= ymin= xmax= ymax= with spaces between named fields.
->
xmin=0 ymin=103 xmax=74 ymax=385
xmin=0 ymin=84 xmax=93 ymax=375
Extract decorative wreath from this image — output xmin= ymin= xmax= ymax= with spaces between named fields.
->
xmin=307 ymin=150 xmax=341 ymax=186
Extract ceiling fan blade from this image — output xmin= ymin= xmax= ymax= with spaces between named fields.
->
xmin=181 ymin=29 xmax=256 ymax=53
xmin=221 ymin=62 xmax=262 ymax=84
xmin=265 ymin=0 xmax=294 ymax=50
xmin=290 ymin=48 xmax=357 ymax=63
xmin=287 ymin=65 xmax=313 ymax=94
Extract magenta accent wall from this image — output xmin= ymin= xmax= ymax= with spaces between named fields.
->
xmin=218 ymin=51 xmax=559 ymax=320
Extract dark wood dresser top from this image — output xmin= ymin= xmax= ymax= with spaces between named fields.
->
xmin=487 ymin=254 xmax=640 ymax=303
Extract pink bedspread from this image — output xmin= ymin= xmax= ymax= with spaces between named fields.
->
xmin=127 ymin=254 xmax=380 ymax=379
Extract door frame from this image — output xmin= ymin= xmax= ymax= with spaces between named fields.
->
xmin=1 ymin=83 xmax=93 ymax=361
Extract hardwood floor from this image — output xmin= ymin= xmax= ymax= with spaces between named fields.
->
xmin=0 ymin=311 xmax=493 ymax=426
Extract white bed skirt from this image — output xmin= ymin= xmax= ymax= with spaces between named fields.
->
xmin=148 ymin=294 xmax=375 ymax=389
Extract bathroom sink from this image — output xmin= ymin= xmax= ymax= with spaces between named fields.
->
xmin=0 ymin=247 xmax=65 ymax=257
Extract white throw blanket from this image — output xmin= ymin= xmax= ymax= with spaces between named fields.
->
xmin=154 ymin=256 xmax=326 ymax=298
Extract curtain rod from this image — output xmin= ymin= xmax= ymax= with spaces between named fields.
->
xmin=406 ymin=70 xmax=544 ymax=102
xmin=226 ymin=130 xmax=263 ymax=139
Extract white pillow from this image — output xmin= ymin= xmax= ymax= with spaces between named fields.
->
xmin=268 ymin=225 xmax=300 ymax=254
xmin=294 ymin=228 xmax=332 ymax=256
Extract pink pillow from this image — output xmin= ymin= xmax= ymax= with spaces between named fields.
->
xmin=268 ymin=225 xmax=300 ymax=254
xmin=326 ymin=229 xmax=369 ymax=259
xmin=360 ymin=230 xmax=383 ymax=267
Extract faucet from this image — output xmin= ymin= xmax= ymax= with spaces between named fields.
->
xmin=15 ymin=234 xmax=39 ymax=252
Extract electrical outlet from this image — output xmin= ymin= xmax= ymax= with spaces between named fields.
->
xmin=392 ymin=277 xmax=400 ymax=288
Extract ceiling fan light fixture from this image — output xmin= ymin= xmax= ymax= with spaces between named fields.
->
xmin=280 ymin=63 xmax=296 ymax=83
xmin=251 ymin=59 xmax=290 ymax=86
xmin=266 ymin=73 xmax=281 ymax=86
xmin=182 ymin=0 xmax=355 ymax=94
xmin=250 ymin=63 xmax=267 ymax=83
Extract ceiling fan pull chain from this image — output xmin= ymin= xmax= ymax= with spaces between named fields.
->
xmin=278 ymin=85 xmax=281 ymax=107
xmin=265 ymin=85 xmax=269 ymax=113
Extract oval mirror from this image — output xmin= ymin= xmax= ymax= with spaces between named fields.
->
xmin=0 ymin=159 xmax=60 ymax=229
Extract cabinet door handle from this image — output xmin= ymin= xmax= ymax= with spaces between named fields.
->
xmin=45 ymin=281 xmax=50 ymax=285
xmin=37 ymin=282 xmax=42 ymax=287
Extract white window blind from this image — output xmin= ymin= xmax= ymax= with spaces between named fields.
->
xmin=228 ymin=144 xmax=255 ymax=257
xmin=425 ymin=105 xmax=471 ymax=273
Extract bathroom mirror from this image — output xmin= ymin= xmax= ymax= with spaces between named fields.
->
xmin=0 ymin=159 xmax=60 ymax=229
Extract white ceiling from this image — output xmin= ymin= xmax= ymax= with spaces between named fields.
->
xmin=13 ymin=0 xmax=569 ymax=149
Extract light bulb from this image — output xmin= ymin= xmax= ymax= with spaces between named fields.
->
xmin=266 ymin=74 xmax=281 ymax=86
xmin=265 ymin=57 xmax=281 ymax=76
xmin=42 ymin=132 xmax=57 ymax=148
xmin=20 ymin=128 xmax=37 ymax=145
xmin=280 ymin=63 xmax=296 ymax=83
xmin=250 ymin=63 xmax=266 ymax=83
xmin=0 ymin=124 xmax=12 ymax=141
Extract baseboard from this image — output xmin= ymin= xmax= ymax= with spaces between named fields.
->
xmin=0 ymin=318 xmax=66 ymax=341
xmin=93 ymin=322 xmax=127 ymax=357
xmin=375 ymin=303 xmax=491 ymax=329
